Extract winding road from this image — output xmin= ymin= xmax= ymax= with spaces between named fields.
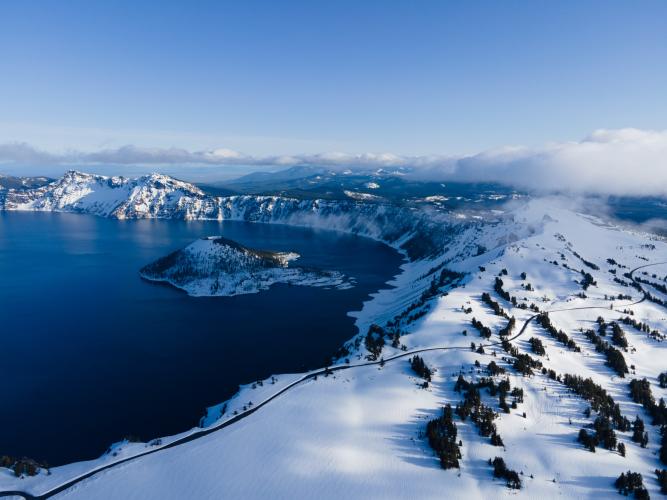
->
xmin=2 ymin=261 xmax=665 ymax=499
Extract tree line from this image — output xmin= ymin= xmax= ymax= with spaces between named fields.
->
xmin=628 ymin=377 xmax=667 ymax=465
xmin=410 ymin=355 xmax=432 ymax=385
xmin=426 ymin=404 xmax=462 ymax=469
xmin=536 ymin=313 xmax=580 ymax=351
xmin=582 ymin=327 xmax=629 ymax=378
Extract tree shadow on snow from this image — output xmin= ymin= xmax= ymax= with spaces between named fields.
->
xmin=385 ymin=407 xmax=444 ymax=470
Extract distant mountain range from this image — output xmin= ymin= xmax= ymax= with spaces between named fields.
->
xmin=205 ymin=165 xmax=520 ymax=203
xmin=0 ymin=174 xmax=52 ymax=190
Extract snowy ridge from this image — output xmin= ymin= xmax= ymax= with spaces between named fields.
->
xmin=139 ymin=236 xmax=352 ymax=296
xmin=2 ymin=170 xmax=207 ymax=219
xmin=1 ymin=170 xmax=467 ymax=260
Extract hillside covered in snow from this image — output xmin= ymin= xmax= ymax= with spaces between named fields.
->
xmin=140 ymin=236 xmax=352 ymax=296
xmin=2 ymin=174 xmax=667 ymax=499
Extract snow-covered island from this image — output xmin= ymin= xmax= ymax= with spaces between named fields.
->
xmin=140 ymin=236 xmax=353 ymax=296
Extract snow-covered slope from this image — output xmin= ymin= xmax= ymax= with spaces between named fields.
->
xmin=140 ymin=236 xmax=352 ymax=296
xmin=2 ymin=170 xmax=208 ymax=219
xmin=3 ymin=198 xmax=667 ymax=499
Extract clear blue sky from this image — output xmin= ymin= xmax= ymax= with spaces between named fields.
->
xmin=1 ymin=0 xmax=666 ymax=157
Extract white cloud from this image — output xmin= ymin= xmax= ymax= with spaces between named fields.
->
xmin=0 ymin=142 xmax=59 ymax=164
xmin=1 ymin=128 xmax=667 ymax=196
xmin=206 ymin=148 xmax=244 ymax=160
xmin=445 ymin=128 xmax=667 ymax=196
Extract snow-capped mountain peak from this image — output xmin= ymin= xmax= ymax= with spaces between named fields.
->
xmin=2 ymin=170 xmax=207 ymax=219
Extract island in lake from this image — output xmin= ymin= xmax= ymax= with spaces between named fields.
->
xmin=140 ymin=236 xmax=354 ymax=297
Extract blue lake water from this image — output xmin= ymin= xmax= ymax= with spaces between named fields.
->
xmin=0 ymin=212 xmax=403 ymax=466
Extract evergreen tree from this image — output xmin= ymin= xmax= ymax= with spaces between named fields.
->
xmin=593 ymin=416 xmax=617 ymax=450
xmin=632 ymin=416 xmax=646 ymax=446
xmin=410 ymin=355 xmax=432 ymax=382
xmin=528 ymin=337 xmax=546 ymax=356
xmin=578 ymin=428 xmax=597 ymax=452
xmin=426 ymin=405 xmax=461 ymax=469
xmin=610 ymin=322 xmax=628 ymax=349
xmin=615 ymin=471 xmax=648 ymax=498
xmin=491 ymin=457 xmax=521 ymax=489
xmin=655 ymin=469 xmax=667 ymax=494
xmin=364 ymin=324 xmax=385 ymax=360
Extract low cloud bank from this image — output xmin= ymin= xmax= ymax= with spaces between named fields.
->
xmin=443 ymin=128 xmax=667 ymax=196
xmin=1 ymin=128 xmax=666 ymax=196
